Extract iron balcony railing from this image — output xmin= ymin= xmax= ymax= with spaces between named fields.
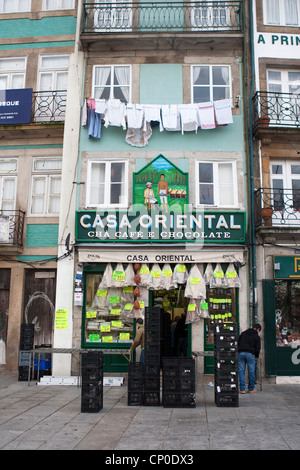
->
xmin=253 ymin=91 xmax=300 ymax=130
xmin=0 ymin=210 xmax=25 ymax=246
xmin=255 ymin=188 xmax=300 ymax=228
xmin=31 ymin=90 xmax=67 ymax=123
xmin=81 ymin=2 xmax=243 ymax=34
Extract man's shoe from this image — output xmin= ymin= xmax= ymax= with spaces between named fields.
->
xmin=249 ymin=389 xmax=257 ymax=394
xmin=239 ymin=391 xmax=246 ymax=394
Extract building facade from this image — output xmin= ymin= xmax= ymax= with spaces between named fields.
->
xmin=0 ymin=0 xmax=77 ymax=370
xmin=252 ymin=0 xmax=300 ymax=378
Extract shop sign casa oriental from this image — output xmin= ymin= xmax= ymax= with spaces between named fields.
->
xmin=76 ymin=208 xmax=246 ymax=244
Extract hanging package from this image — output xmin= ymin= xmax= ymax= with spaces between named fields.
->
xmin=173 ymin=263 xmax=188 ymax=284
xmin=203 ymin=263 xmax=214 ymax=285
xmin=186 ymin=298 xmax=201 ymax=324
xmin=161 ymin=263 xmax=177 ymax=290
xmin=184 ymin=264 xmax=206 ymax=299
xmin=124 ymin=263 xmax=135 ymax=286
xmin=147 ymin=263 xmax=163 ymax=290
xmin=112 ymin=263 xmax=126 ymax=288
xmin=139 ymin=264 xmax=150 ymax=286
xmin=99 ymin=263 xmax=113 ymax=288
xmin=225 ymin=263 xmax=242 ymax=288
xmin=210 ymin=263 xmax=228 ymax=288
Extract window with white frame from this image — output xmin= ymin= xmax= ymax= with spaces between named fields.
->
xmin=86 ymin=161 xmax=128 ymax=207
xmin=264 ymin=0 xmax=300 ymax=26
xmin=42 ymin=0 xmax=74 ymax=10
xmin=0 ymin=159 xmax=18 ymax=212
xmin=93 ymin=65 xmax=131 ymax=103
xmin=195 ymin=161 xmax=237 ymax=207
xmin=0 ymin=0 xmax=31 ymax=13
xmin=0 ymin=57 xmax=26 ymax=90
xmin=30 ymin=158 xmax=62 ymax=216
xmin=192 ymin=65 xmax=231 ymax=103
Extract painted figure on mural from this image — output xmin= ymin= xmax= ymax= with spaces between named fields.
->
xmin=157 ymin=173 xmax=169 ymax=212
xmin=144 ymin=182 xmax=160 ymax=211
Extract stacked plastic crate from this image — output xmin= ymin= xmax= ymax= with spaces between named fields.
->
xmin=18 ymin=324 xmax=34 ymax=381
xmin=143 ymin=307 xmax=161 ymax=406
xmin=81 ymin=351 xmax=103 ymax=412
xmin=162 ymin=357 xmax=196 ymax=408
xmin=128 ymin=362 xmax=144 ymax=406
xmin=214 ymin=322 xmax=239 ymax=407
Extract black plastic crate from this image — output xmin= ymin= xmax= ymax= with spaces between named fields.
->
xmin=215 ymin=392 xmax=239 ymax=408
xmin=214 ymin=335 xmax=237 ymax=346
xmin=162 ymin=377 xmax=178 ymax=391
xmin=215 ymin=383 xmax=238 ymax=394
xmin=128 ymin=377 xmax=144 ymax=391
xmin=20 ymin=324 xmax=34 ymax=336
xmin=178 ymin=378 xmax=195 ymax=392
xmin=144 ymin=363 xmax=160 ymax=377
xmin=144 ymin=329 xmax=160 ymax=344
xmin=178 ymin=361 xmax=195 ymax=378
xmin=18 ymin=366 xmax=32 ymax=381
xmin=214 ymin=350 xmax=238 ymax=360
xmin=179 ymin=393 xmax=196 ymax=408
xmin=82 ymin=351 xmax=103 ymax=366
xmin=81 ymin=382 xmax=103 ymax=398
xmin=214 ymin=370 xmax=238 ymax=384
xmin=19 ymin=350 xmax=31 ymax=366
xmin=144 ymin=352 xmax=160 ymax=363
xmin=81 ymin=396 xmax=103 ymax=413
xmin=214 ymin=323 xmax=237 ymax=335
xmin=215 ymin=359 xmax=237 ymax=371
xmin=20 ymin=339 xmax=34 ymax=350
xmin=144 ymin=391 xmax=160 ymax=406
xmin=144 ymin=377 xmax=160 ymax=391
xmin=128 ymin=362 xmax=144 ymax=378
xmin=162 ymin=392 xmax=178 ymax=407
xmin=128 ymin=391 xmax=144 ymax=406
xmin=82 ymin=366 xmax=103 ymax=382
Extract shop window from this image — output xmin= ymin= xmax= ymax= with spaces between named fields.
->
xmin=0 ymin=0 xmax=30 ymax=13
xmin=275 ymin=280 xmax=300 ymax=346
xmin=84 ymin=271 xmax=134 ymax=346
xmin=192 ymin=65 xmax=231 ymax=103
xmin=205 ymin=287 xmax=237 ymax=346
xmin=29 ymin=158 xmax=62 ymax=216
xmin=195 ymin=160 xmax=238 ymax=207
xmin=264 ymin=0 xmax=300 ymax=26
xmin=0 ymin=57 xmax=26 ymax=90
xmin=92 ymin=65 xmax=131 ymax=103
xmin=86 ymin=160 xmax=128 ymax=208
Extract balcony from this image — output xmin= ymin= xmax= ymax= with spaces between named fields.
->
xmin=0 ymin=90 xmax=66 ymax=140
xmin=253 ymin=91 xmax=300 ymax=132
xmin=0 ymin=210 xmax=25 ymax=250
xmin=80 ymin=1 xmax=243 ymax=48
xmin=255 ymin=188 xmax=300 ymax=229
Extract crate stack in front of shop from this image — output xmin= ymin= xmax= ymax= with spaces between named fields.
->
xmin=214 ymin=322 xmax=239 ymax=407
xmin=81 ymin=351 xmax=103 ymax=412
xmin=143 ymin=307 xmax=161 ymax=406
xmin=18 ymin=324 xmax=34 ymax=381
xmin=162 ymin=357 xmax=196 ymax=408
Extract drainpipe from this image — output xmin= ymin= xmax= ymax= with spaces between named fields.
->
xmin=247 ymin=0 xmax=258 ymax=325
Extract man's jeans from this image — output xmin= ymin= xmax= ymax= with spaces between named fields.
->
xmin=238 ymin=352 xmax=256 ymax=392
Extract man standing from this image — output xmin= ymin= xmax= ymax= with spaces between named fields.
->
xmin=130 ymin=318 xmax=144 ymax=362
xmin=238 ymin=323 xmax=261 ymax=394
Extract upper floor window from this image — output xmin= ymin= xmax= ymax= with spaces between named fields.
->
xmin=264 ymin=0 xmax=300 ymax=26
xmin=93 ymin=65 xmax=131 ymax=103
xmin=29 ymin=158 xmax=62 ymax=216
xmin=0 ymin=158 xmax=18 ymax=212
xmin=0 ymin=57 xmax=26 ymax=90
xmin=42 ymin=0 xmax=74 ymax=10
xmin=86 ymin=160 xmax=128 ymax=208
xmin=0 ymin=0 xmax=30 ymax=13
xmin=195 ymin=160 xmax=237 ymax=207
xmin=192 ymin=65 xmax=231 ymax=103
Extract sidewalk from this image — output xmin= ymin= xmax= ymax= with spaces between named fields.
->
xmin=0 ymin=370 xmax=299 ymax=451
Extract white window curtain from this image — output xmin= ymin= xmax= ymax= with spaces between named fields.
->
xmin=265 ymin=0 xmax=280 ymax=24
xmin=94 ymin=67 xmax=111 ymax=99
xmin=87 ymin=161 xmax=128 ymax=207
xmin=31 ymin=177 xmax=46 ymax=214
xmin=48 ymin=176 xmax=61 ymax=214
xmin=218 ymin=163 xmax=234 ymax=206
xmin=285 ymin=0 xmax=299 ymax=25
xmin=1 ymin=178 xmax=16 ymax=211
xmin=114 ymin=66 xmax=130 ymax=103
xmin=1 ymin=0 xmax=30 ymax=12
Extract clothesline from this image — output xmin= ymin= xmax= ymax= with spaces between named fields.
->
xmin=82 ymin=98 xmax=233 ymax=147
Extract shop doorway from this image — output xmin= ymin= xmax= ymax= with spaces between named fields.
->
xmin=23 ymin=270 xmax=56 ymax=347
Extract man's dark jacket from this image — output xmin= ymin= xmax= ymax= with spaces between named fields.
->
xmin=238 ymin=328 xmax=261 ymax=358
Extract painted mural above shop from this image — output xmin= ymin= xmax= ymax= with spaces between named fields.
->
xmin=133 ymin=155 xmax=188 ymax=212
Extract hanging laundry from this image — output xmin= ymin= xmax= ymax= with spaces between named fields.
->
xmin=88 ymin=98 xmax=96 ymax=110
xmin=197 ymin=101 xmax=216 ymax=129
xmin=210 ymin=263 xmax=228 ymax=288
xmin=125 ymin=122 xmax=152 ymax=147
xmin=88 ymin=108 xmax=101 ymax=139
xmin=143 ymin=104 xmax=163 ymax=132
xmin=178 ymin=104 xmax=199 ymax=134
xmin=81 ymin=99 xmax=87 ymax=127
xmin=99 ymin=263 xmax=113 ymax=288
xmin=225 ymin=263 xmax=242 ymax=288
xmin=214 ymin=99 xmax=233 ymax=126
xmin=173 ymin=263 xmax=188 ymax=284
xmin=161 ymin=104 xmax=181 ymax=131
xmin=126 ymin=103 xmax=144 ymax=129
xmin=104 ymin=99 xmax=127 ymax=130
xmin=184 ymin=264 xmax=206 ymax=299
xmin=95 ymin=99 xmax=106 ymax=115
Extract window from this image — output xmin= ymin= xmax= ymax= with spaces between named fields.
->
xmin=267 ymin=69 xmax=300 ymax=124
xmin=195 ymin=161 xmax=237 ymax=207
xmin=43 ymin=0 xmax=74 ymax=9
xmin=192 ymin=2 xmax=230 ymax=29
xmin=192 ymin=65 xmax=230 ymax=103
xmin=30 ymin=158 xmax=62 ymax=216
xmin=94 ymin=0 xmax=132 ymax=32
xmin=93 ymin=65 xmax=131 ymax=103
xmin=275 ymin=280 xmax=300 ymax=347
xmin=264 ymin=0 xmax=300 ymax=26
xmin=0 ymin=57 xmax=26 ymax=90
xmin=270 ymin=160 xmax=300 ymax=225
xmin=0 ymin=159 xmax=17 ymax=212
xmin=0 ymin=0 xmax=30 ymax=13
xmin=86 ymin=161 xmax=128 ymax=208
